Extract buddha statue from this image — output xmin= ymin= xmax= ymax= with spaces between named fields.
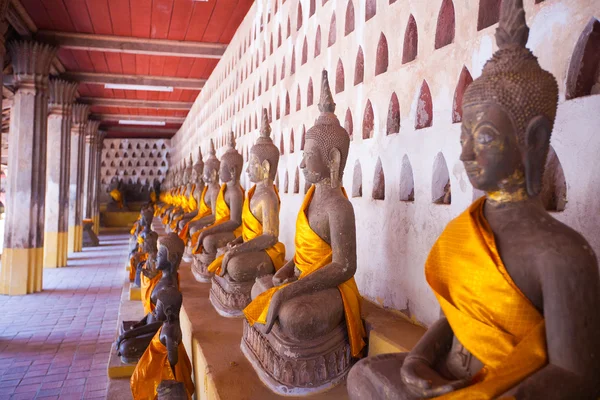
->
xmin=241 ymin=70 xmax=366 ymax=395
xmin=185 ymin=140 xmax=221 ymax=243
xmin=133 ymin=230 xmax=159 ymax=288
xmin=207 ymin=108 xmax=286 ymax=317
xmin=160 ymin=166 xmax=181 ymax=223
xmin=347 ymin=1 xmax=600 ymax=399
xmin=128 ymin=206 xmax=155 ymax=282
xmin=177 ymin=147 xmax=206 ymax=236
xmin=108 ymin=177 xmax=127 ymax=211
xmin=117 ymin=233 xmax=185 ymax=364
xmin=130 ymin=287 xmax=194 ymax=400
xmin=157 ymin=381 xmax=188 ymax=400
xmin=169 ymin=155 xmax=195 ymax=233
xmin=190 ymin=133 xmax=245 ymax=283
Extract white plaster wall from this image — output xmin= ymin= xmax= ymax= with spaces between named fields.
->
xmin=171 ymin=0 xmax=600 ymax=326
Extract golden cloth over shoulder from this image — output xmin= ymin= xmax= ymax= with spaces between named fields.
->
xmin=207 ymin=185 xmax=286 ymax=275
xmin=191 ymin=184 xmax=244 ymax=254
xmin=130 ymin=327 xmax=195 ymax=400
xmin=170 ymin=185 xmax=196 ymax=231
xmin=141 ymin=271 xmax=162 ymax=315
xmin=425 ymin=197 xmax=546 ymax=399
xmin=129 ymin=252 xmax=148 ymax=282
xmin=243 ymin=186 xmax=366 ymax=357
xmin=179 ymin=186 xmax=211 ymax=241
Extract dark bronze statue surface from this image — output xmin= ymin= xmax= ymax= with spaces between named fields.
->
xmin=187 ymin=140 xmax=221 ymax=236
xmin=347 ymin=1 xmax=600 ymax=399
xmin=117 ymin=233 xmax=184 ymax=364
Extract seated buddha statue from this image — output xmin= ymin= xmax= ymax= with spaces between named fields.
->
xmin=133 ymin=230 xmax=158 ymax=288
xmin=117 ymin=233 xmax=185 ymax=364
xmin=207 ymin=108 xmax=286 ymax=317
xmin=184 ymin=140 xmax=221 ymax=242
xmin=177 ymin=148 xmax=206 ymax=235
xmin=130 ymin=287 xmax=195 ymax=400
xmin=164 ymin=162 xmax=187 ymax=232
xmin=128 ymin=207 xmax=155 ymax=282
xmin=160 ymin=166 xmax=181 ymax=223
xmin=241 ymin=70 xmax=366 ymax=395
xmin=347 ymin=1 xmax=600 ymax=399
xmin=170 ymin=156 xmax=196 ymax=233
xmin=190 ymin=133 xmax=245 ymax=283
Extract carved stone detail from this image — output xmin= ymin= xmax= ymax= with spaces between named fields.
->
xmin=8 ymin=40 xmax=57 ymax=90
xmin=48 ymin=79 xmax=78 ymax=112
xmin=209 ymin=274 xmax=254 ymax=317
xmin=191 ymin=253 xmax=214 ymax=283
xmin=241 ymin=320 xmax=352 ymax=395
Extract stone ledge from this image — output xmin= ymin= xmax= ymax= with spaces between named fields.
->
xmin=361 ymin=300 xmax=426 ymax=356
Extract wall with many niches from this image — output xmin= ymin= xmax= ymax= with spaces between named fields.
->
xmin=99 ymin=138 xmax=170 ymax=204
xmin=171 ymin=0 xmax=600 ymax=326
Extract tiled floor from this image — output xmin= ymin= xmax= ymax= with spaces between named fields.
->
xmin=0 ymin=230 xmax=129 ymax=400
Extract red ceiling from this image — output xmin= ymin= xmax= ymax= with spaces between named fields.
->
xmin=20 ymin=0 xmax=254 ymax=138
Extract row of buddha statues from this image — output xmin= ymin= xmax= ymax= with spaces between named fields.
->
xmin=117 ymin=2 xmax=600 ymax=398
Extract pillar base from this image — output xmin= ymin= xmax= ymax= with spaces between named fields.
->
xmin=0 ymin=247 xmax=43 ymax=295
xmin=68 ymin=225 xmax=83 ymax=253
xmin=43 ymin=231 xmax=68 ymax=268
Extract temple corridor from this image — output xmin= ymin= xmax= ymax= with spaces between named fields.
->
xmin=0 ymin=230 xmax=129 ymax=399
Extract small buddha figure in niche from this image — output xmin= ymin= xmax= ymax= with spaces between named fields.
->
xmin=207 ymin=108 xmax=286 ymax=317
xmin=130 ymin=288 xmax=194 ymax=400
xmin=177 ymin=147 xmax=206 ymax=236
xmin=241 ymin=70 xmax=366 ymax=395
xmin=169 ymin=155 xmax=195 ymax=233
xmin=190 ymin=133 xmax=245 ymax=283
xmin=347 ymin=1 xmax=600 ymax=399
xmin=117 ymin=233 xmax=185 ymax=365
xmin=128 ymin=207 xmax=155 ymax=282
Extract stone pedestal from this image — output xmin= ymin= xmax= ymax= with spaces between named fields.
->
xmin=191 ymin=252 xmax=215 ymax=283
xmin=1 ymin=40 xmax=57 ymax=295
xmin=67 ymin=104 xmax=90 ymax=253
xmin=82 ymin=219 xmax=99 ymax=247
xmin=241 ymin=320 xmax=352 ymax=396
xmin=210 ymin=274 xmax=254 ymax=317
xmin=43 ymin=79 xmax=77 ymax=268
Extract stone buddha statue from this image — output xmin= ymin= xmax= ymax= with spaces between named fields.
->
xmin=191 ymin=133 xmax=245 ymax=283
xmin=117 ymin=233 xmax=185 ymax=364
xmin=165 ymin=161 xmax=189 ymax=232
xmin=207 ymin=108 xmax=286 ymax=317
xmin=169 ymin=155 xmax=195 ymax=232
xmin=241 ymin=70 xmax=366 ymax=395
xmin=347 ymin=1 xmax=600 ymax=399
xmin=128 ymin=206 xmax=155 ymax=282
xmin=177 ymin=147 xmax=206 ymax=234
xmin=130 ymin=287 xmax=195 ymax=400
xmin=133 ymin=230 xmax=159 ymax=288
xmin=161 ymin=165 xmax=182 ymax=223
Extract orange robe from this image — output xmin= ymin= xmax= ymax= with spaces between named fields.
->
xmin=129 ymin=252 xmax=148 ymax=282
xmin=170 ymin=185 xmax=196 ymax=231
xmin=130 ymin=327 xmax=195 ymax=400
xmin=243 ymin=185 xmax=366 ymax=357
xmin=141 ymin=271 xmax=162 ymax=315
xmin=426 ymin=197 xmax=546 ymax=399
xmin=190 ymin=184 xmax=244 ymax=254
xmin=179 ymin=186 xmax=211 ymax=242
xmin=208 ymin=185 xmax=286 ymax=276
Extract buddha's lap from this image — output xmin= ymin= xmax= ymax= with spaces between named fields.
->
xmin=203 ymin=232 xmax=235 ymax=253
xmin=278 ymin=288 xmax=344 ymax=341
xmin=118 ymin=331 xmax=157 ymax=357
xmin=227 ymin=251 xmax=274 ymax=282
xmin=347 ymin=353 xmax=414 ymax=400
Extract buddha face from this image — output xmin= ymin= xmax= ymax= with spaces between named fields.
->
xmin=247 ymin=153 xmax=268 ymax=183
xmin=190 ymin=168 xmax=198 ymax=184
xmin=220 ymin=161 xmax=234 ymax=183
xmin=300 ymin=139 xmax=329 ymax=184
xmin=156 ymin=245 xmax=170 ymax=271
xmin=460 ymin=103 xmax=525 ymax=193
xmin=203 ymin=166 xmax=217 ymax=184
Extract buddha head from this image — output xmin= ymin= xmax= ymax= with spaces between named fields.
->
xmin=300 ymin=70 xmax=350 ymax=188
xmin=203 ymin=139 xmax=220 ymax=185
xmin=191 ymin=147 xmax=204 ymax=186
xmin=460 ymin=0 xmax=558 ymax=202
xmin=157 ymin=233 xmax=185 ymax=273
xmin=183 ymin=154 xmax=194 ymax=185
xmin=247 ymin=108 xmax=279 ymax=184
xmin=142 ymin=230 xmax=159 ymax=255
xmin=220 ymin=132 xmax=244 ymax=184
xmin=141 ymin=206 xmax=154 ymax=227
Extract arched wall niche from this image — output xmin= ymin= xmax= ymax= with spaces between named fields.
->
xmin=372 ymin=158 xmax=385 ymax=200
xmin=477 ymin=0 xmax=501 ymax=31
xmin=284 ymin=170 xmax=289 ymax=193
xmin=375 ymin=33 xmax=389 ymax=76
xmin=452 ymin=66 xmax=473 ymax=123
xmin=290 ymin=129 xmax=295 ymax=153
xmin=352 ymin=160 xmax=363 ymax=198
xmin=366 ymin=0 xmax=376 ymax=22
xmin=415 ymin=80 xmax=433 ymax=129
xmin=336 ymin=59 xmax=345 ymax=94
xmin=293 ymin=167 xmax=300 ymax=193
xmin=329 ymin=13 xmax=337 ymax=47
xmin=362 ymin=101 xmax=374 ymax=139
xmin=315 ymin=26 xmax=322 ymax=57
xmin=399 ymin=155 xmax=415 ymax=202
xmin=402 ymin=15 xmax=418 ymax=64
xmin=345 ymin=0 xmax=355 ymax=36
xmin=432 ymin=152 xmax=451 ymax=204
xmin=565 ymin=18 xmax=600 ymax=100
xmin=307 ymin=78 xmax=314 ymax=106
xmin=296 ymin=85 xmax=302 ymax=111
xmin=435 ymin=0 xmax=455 ymax=49
xmin=387 ymin=92 xmax=400 ymax=135
xmin=354 ymin=46 xmax=364 ymax=85
xmin=300 ymin=125 xmax=306 ymax=150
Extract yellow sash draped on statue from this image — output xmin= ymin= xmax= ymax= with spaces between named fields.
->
xmin=191 ymin=184 xmax=244 ymax=254
xmin=130 ymin=327 xmax=195 ymax=400
xmin=425 ymin=197 xmax=546 ymax=399
xmin=243 ymin=185 xmax=366 ymax=357
xmin=170 ymin=185 xmax=196 ymax=230
xmin=141 ymin=271 xmax=162 ymax=315
xmin=187 ymin=184 xmax=198 ymax=212
xmin=129 ymin=252 xmax=148 ymax=282
xmin=208 ymin=185 xmax=286 ymax=275
xmin=110 ymin=188 xmax=124 ymax=209
xmin=130 ymin=219 xmax=139 ymax=235
xmin=179 ymin=186 xmax=211 ymax=241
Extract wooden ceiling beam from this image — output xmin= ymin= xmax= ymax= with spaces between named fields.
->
xmin=60 ymin=72 xmax=205 ymax=90
xmin=80 ymin=97 xmax=192 ymax=110
xmin=35 ymin=30 xmax=227 ymax=59
xmin=94 ymin=114 xmax=185 ymax=124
